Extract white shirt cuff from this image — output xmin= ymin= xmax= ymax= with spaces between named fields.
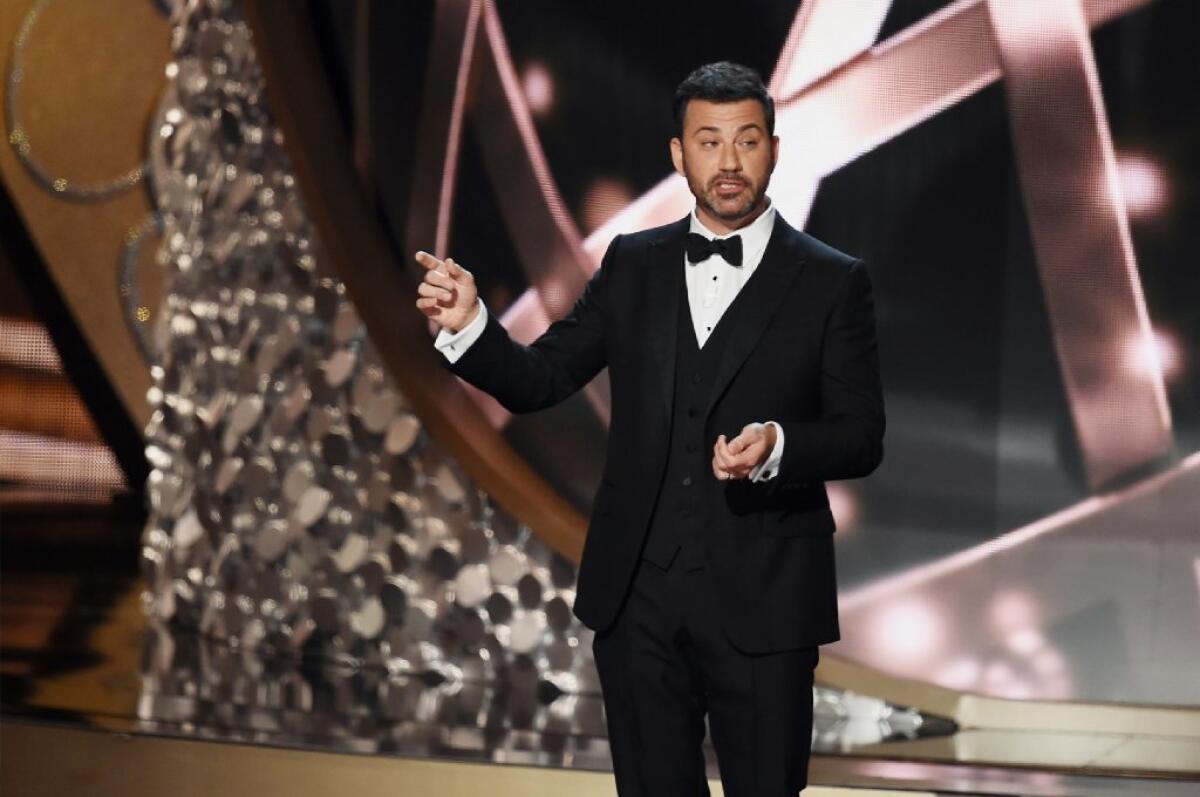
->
xmin=749 ymin=421 xmax=784 ymax=482
xmin=433 ymin=299 xmax=487 ymax=363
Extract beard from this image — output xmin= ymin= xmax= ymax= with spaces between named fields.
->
xmin=685 ymin=167 xmax=770 ymax=225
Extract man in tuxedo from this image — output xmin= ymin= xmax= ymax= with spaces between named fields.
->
xmin=415 ymin=61 xmax=883 ymax=796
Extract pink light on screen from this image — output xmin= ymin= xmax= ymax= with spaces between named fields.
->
xmin=990 ymin=589 xmax=1040 ymax=633
xmin=581 ymin=178 xmax=635 ymax=234
xmin=1116 ymin=152 xmax=1168 ymax=218
xmin=983 ymin=660 xmax=1014 ymax=689
xmin=1125 ymin=326 xmax=1184 ymax=383
xmin=827 ymin=482 xmax=858 ymax=531
xmin=1032 ymin=647 xmax=1065 ymax=676
xmin=521 ymin=62 xmax=555 ymax=117
xmin=869 ymin=598 xmax=945 ymax=665
xmin=996 ymin=679 xmax=1033 ymax=700
xmin=937 ymin=656 xmax=981 ymax=689
xmin=1005 ymin=627 xmax=1045 ymax=656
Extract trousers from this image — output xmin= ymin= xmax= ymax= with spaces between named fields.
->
xmin=592 ymin=552 xmax=819 ymax=796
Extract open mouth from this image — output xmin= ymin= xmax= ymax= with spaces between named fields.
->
xmin=713 ymin=179 xmax=746 ymax=197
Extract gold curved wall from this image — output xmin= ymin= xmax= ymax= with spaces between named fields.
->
xmin=0 ymin=0 xmax=169 ymax=427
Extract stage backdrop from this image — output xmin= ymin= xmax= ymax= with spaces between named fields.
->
xmin=325 ymin=0 xmax=1200 ymax=706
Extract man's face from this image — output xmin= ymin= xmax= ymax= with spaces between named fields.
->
xmin=670 ymin=98 xmax=779 ymax=233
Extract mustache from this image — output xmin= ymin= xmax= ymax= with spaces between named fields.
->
xmin=708 ymin=174 xmax=749 ymax=188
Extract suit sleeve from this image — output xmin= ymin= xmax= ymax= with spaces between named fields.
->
xmin=777 ymin=258 xmax=885 ymax=483
xmin=434 ymin=298 xmax=488 ymax=362
xmin=443 ymin=235 xmax=621 ymax=414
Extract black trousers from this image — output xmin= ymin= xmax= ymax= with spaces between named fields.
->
xmin=592 ymin=553 xmax=819 ymax=796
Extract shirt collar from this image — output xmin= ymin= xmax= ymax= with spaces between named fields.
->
xmin=688 ymin=199 xmax=776 ymax=251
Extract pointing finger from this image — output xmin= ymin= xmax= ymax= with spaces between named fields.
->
xmin=414 ymin=250 xmax=443 ymax=271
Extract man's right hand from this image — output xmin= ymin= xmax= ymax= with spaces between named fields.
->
xmin=414 ymin=250 xmax=480 ymax=333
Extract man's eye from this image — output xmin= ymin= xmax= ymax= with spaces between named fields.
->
xmin=738 ymin=139 xmax=759 ymax=148
xmin=700 ymin=140 xmax=718 ymax=148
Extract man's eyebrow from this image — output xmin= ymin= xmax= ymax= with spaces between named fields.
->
xmin=691 ymin=123 xmax=765 ymax=136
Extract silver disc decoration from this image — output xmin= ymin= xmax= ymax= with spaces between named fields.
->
xmin=138 ymin=0 xmax=598 ymax=733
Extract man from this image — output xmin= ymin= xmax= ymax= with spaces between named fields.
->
xmin=415 ymin=62 xmax=884 ymax=796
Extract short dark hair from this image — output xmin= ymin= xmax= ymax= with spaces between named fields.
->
xmin=673 ymin=61 xmax=775 ymax=138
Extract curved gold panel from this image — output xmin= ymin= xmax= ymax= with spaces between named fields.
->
xmin=0 ymin=0 xmax=166 ymax=427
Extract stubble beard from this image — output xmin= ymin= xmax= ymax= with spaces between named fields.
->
xmin=686 ymin=166 xmax=769 ymax=227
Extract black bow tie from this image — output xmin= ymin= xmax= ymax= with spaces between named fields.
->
xmin=686 ymin=232 xmax=743 ymax=266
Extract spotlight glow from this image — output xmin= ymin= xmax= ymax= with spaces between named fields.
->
xmin=521 ymin=63 xmax=554 ymax=117
xmin=1126 ymin=327 xmax=1183 ymax=382
xmin=870 ymin=598 xmax=944 ymax=665
xmin=1005 ymin=627 xmax=1045 ymax=656
xmin=1116 ymin=152 xmax=1168 ymax=218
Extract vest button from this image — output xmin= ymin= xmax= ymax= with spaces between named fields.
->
xmin=687 ymin=408 xmax=698 ymax=418
xmin=692 ymin=373 xmax=702 ymax=384
xmin=685 ymin=442 xmax=696 ymax=453
xmin=681 ymin=476 xmax=693 ymax=487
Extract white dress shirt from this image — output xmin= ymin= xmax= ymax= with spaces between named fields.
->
xmin=434 ymin=202 xmax=785 ymax=481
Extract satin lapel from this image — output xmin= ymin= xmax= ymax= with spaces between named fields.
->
xmin=705 ymin=218 xmax=808 ymax=418
xmin=645 ymin=219 xmax=688 ymax=420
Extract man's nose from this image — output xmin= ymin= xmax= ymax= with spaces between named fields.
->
xmin=719 ymin=143 xmax=741 ymax=171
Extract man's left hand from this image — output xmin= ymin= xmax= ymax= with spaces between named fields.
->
xmin=712 ymin=422 xmax=777 ymax=481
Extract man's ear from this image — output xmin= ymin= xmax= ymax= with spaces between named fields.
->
xmin=771 ymin=135 xmax=780 ymax=167
xmin=670 ymin=137 xmax=684 ymax=177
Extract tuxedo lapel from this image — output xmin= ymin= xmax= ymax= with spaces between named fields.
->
xmin=645 ymin=218 xmax=688 ymax=420
xmin=704 ymin=216 xmax=808 ymax=417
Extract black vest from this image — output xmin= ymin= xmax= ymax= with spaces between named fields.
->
xmin=640 ymin=272 xmax=741 ymax=570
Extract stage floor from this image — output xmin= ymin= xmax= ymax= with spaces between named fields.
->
xmin=1 ymin=514 xmax=1197 ymax=796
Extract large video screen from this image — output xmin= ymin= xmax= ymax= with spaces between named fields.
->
xmin=332 ymin=0 xmax=1198 ymax=704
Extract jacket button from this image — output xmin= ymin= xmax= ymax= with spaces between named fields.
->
xmin=682 ymin=476 xmax=693 ymax=487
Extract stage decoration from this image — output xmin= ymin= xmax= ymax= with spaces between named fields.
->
xmin=5 ymin=0 xmax=148 ymax=200
xmin=135 ymin=614 xmax=931 ymax=758
xmin=118 ymin=212 xmax=165 ymax=363
xmin=138 ymin=0 xmax=601 ymax=723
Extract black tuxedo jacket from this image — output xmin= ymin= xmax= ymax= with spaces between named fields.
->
xmin=447 ymin=213 xmax=884 ymax=653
